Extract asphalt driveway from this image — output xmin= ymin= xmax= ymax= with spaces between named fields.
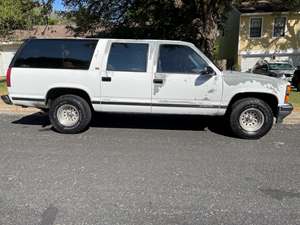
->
xmin=0 ymin=113 xmax=299 ymax=225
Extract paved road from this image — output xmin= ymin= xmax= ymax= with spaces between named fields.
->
xmin=0 ymin=112 xmax=299 ymax=225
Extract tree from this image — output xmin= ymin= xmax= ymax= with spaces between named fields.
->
xmin=39 ymin=0 xmax=55 ymax=26
xmin=0 ymin=0 xmax=56 ymax=40
xmin=0 ymin=0 xmax=35 ymax=39
xmin=64 ymin=0 xmax=300 ymax=59
xmin=121 ymin=0 xmax=233 ymax=59
xmin=65 ymin=0 xmax=233 ymax=58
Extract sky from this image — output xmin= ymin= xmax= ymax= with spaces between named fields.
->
xmin=53 ymin=0 xmax=65 ymax=11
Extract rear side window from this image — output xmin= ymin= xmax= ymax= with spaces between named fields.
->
xmin=107 ymin=43 xmax=148 ymax=72
xmin=13 ymin=39 xmax=98 ymax=70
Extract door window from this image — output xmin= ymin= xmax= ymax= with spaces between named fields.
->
xmin=157 ymin=45 xmax=207 ymax=74
xmin=107 ymin=43 xmax=149 ymax=72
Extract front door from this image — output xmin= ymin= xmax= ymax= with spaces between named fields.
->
xmin=100 ymin=41 xmax=152 ymax=113
xmin=152 ymin=44 xmax=223 ymax=114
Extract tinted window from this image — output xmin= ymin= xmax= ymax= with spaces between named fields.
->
xmin=107 ymin=43 xmax=148 ymax=72
xmin=254 ymin=64 xmax=268 ymax=73
xmin=269 ymin=63 xmax=293 ymax=70
xmin=250 ymin=18 xmax=262 ymax=38
xmin=13 ymin=39 xmax=98 ymax=70
xmin=261 ymin=64 xmax=268 ymax=71
xmin=158 ymin=45 xmax=207 ymax=74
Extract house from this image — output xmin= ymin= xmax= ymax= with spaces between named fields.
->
xmin=0 ymin=25 xmax=75 ymax=79
xmin=219 ymin=1 xmax=300 ymax=72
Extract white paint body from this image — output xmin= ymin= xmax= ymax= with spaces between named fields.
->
xmin=7 ymin=39 xmax=289 ymax=115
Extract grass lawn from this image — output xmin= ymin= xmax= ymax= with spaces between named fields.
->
xmin=290 ymin=91 xmax=300 ymax=109
xmin=0 ymin=80 xmax=7 ymax=96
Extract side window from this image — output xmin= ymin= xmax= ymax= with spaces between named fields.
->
xmin=107 ymin=43 xmax=149 ymax=72
xmin=13 ymin=39 xmax=98 ymax=70
xmin=157 ymin=45 xmax=207 ymax=74
xmin=261 ymin=64 xmax=268 ymax=71
xmin=250 ymin=18 xmax=262 ymax=38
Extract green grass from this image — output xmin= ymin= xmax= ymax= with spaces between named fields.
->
xmin=0 ymin=80 xmax=8 ymax=95
xmin=290 ymin=91 xmax=300 ymax=108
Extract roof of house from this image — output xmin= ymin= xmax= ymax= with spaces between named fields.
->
xmin=237 ymin=0 xmax=290 ymax=13
xmin=13 ymin=25 xmax=75 ymax=40
xmin=0 ymin=25 xmax=75 ymax=43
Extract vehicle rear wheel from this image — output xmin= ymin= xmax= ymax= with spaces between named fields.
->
xmin=229 ymin=98 xmax=274 ymax=139
xmin=49 ymin=95 xmax=92 ymax=134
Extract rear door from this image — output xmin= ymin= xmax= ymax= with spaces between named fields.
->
xmin=100 ymin=41 xmax=153 ymax=113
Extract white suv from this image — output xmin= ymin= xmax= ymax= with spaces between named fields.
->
xmin=1 ymin=38 xmax=293 ymax=139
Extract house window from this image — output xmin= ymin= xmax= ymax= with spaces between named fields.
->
xmin=273 ymin=17 xmax=286 ymax=37
xmin=250 ymin=18 xmax=262 ymax=38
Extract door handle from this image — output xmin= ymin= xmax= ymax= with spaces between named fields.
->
xmin=102 ymin=77 xmax=112 ymax=82
xmin=153 ymin=78 xmax=163 ymax=84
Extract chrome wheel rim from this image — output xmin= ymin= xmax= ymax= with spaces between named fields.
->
xmin=57 ymin=104 xmax=80 ymax=127
xmin=239 ymin=108 xmax=265 ymax=132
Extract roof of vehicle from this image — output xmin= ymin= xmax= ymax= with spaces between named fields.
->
xmin=27 ymin=37 xmax=193 ymax=45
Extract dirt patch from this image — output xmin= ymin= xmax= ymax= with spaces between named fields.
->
xmin=0 ymin=99 xmax=39 ymax=114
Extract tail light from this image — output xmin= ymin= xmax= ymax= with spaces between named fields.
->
xmin=284 ymin=85 xmax=291 ymax=103
xmin=6 ymin=67 xmax=12 ymax=87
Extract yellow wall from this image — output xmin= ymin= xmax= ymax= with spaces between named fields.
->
xmin=239 ymin=13 xmax=300 ymax=52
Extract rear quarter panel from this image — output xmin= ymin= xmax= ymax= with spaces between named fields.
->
xmin=8 ymin=40 xmax=105 ymax=108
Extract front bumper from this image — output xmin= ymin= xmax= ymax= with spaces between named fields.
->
xmin=277 ymin=103 xmax=293 ymax=123
xmin=1 ymin=95 xmax=13 ymax=105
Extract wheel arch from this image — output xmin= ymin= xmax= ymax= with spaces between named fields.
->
xmin=46 ymin=87 xmax=93 ymax=110
xmin=227 ymin=92 xmax=279 ymax=117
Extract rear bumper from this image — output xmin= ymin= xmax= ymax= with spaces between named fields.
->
xmin=1 ymin=95 xmax=13 ymax=105
xmin=277 ymin=104 xmax=293 ymax=123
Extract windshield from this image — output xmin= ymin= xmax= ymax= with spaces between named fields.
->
xmin=269 ymin=63 xmax=294 ymax=70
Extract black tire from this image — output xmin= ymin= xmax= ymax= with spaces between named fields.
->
xmin=297 ymin=82 xmax=300 ymax=92
xmin=40 ymin=108 xmax=49 ymax=114
xmin=229 ymin=98 xmax=274 ymax=139
xmin=49 ymin=95 xmax=92 ymax=134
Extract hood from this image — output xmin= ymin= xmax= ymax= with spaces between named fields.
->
xmin=224 ymin=70 xmax=279 ymax=81
xmin=223 ymin=70 xmax=289 ymax=87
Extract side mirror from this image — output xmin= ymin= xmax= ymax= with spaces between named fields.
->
xmin=201 ymin=66 xmax=216 ymax=76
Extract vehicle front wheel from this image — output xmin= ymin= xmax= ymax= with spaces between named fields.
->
xmin=229 ymin=98 xmax=274 ymax=139
xmin=49 ymin=95 xmax=92 ymax=134
xmin=296 ymin=82 xmax=300 ymax=92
